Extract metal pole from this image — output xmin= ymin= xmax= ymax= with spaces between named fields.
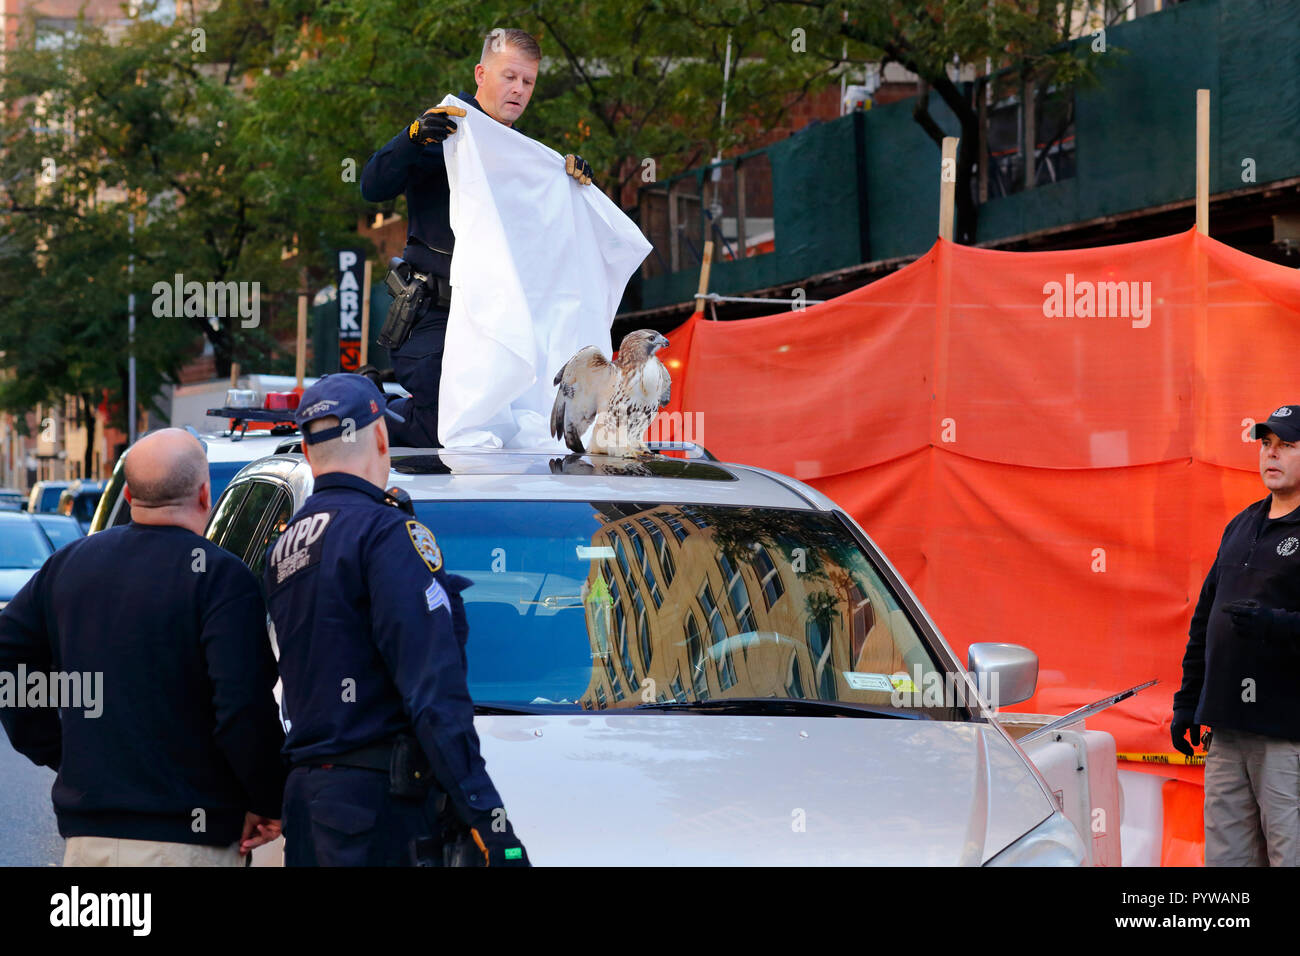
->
xmin=127 ymin=213 xmax=137 ymax=446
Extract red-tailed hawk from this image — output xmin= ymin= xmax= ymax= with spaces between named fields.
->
xmin=550 ymin=329 xmax=671 ymax=456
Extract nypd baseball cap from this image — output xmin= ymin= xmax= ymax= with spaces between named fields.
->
xmin=296 ymin=373 xmax=405 ymax=445
xmin=1252 ymin=405 xmax=1300 ymax=442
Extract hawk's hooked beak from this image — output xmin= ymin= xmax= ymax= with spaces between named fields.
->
xmin=654 ymin=334 xmax=669 ymax=350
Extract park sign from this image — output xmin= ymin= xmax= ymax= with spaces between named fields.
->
xmin=337 ymin=248 xmax=365 ymax=371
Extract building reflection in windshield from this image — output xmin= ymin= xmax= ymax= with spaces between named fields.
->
xmin=576 ymin=504 xmax=917 ymax=710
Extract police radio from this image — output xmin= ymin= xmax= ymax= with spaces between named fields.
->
xmin=384 ymin=486 xmax=416 ymax=516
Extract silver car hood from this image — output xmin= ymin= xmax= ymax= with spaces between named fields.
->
xmin=475 ymin=714 xmax=1054 ymax=865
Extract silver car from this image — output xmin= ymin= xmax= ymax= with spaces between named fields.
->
xmin=207 ymin=444 xmax=1086 ymax=866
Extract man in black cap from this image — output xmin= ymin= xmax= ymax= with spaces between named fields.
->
xmin=360 ymin=27 xmax=594 ymax=447
xmin=265 ymin=374 xmax=527 ymax=866
xmin=1174 ymin=404 xmax=1300 ymax=866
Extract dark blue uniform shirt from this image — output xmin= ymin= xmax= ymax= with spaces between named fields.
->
xmin=263 ymin=471 xmax=502 ymax=822
xmin=360 ymin=91 xmax=509 ymax=276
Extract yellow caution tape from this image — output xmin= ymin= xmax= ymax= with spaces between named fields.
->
xmin=1116 ymin=752 xmax=1205 ymax=766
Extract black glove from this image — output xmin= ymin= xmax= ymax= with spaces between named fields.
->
xmin=409 ymin=105 xmax=467 ymax=146
xmin=1170 ymin=712 xmax=1201 ymax=757
xmin=467 ymin=810 xmax=530 ymax=866
xmin=564 ymin=153 xmax=594 ymax=186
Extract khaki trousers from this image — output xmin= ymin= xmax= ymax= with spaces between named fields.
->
xmin=1204 ymin=727 xmax=1300 ymax=866
xmin=64 ymin=835 xmax=245 ymax=867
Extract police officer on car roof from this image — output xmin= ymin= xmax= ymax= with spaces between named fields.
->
xmin=1174 ymin=404 xmax=1300 ymax=866
xmin=266 ymin=373 xmax=527 ymax=866
xmin=359 ymin=26 xmax=593 ymax=448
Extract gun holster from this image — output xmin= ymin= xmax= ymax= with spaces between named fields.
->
xmin=379 ymin=256 xmax=451 ymax=351
xmin=388 ymin=733 xmax=437 ymax=800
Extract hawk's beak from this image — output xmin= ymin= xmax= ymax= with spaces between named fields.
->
xmin=655 ymin=335 xmax=670 ymax=350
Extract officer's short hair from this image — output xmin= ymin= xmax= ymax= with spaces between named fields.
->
xmin=305 ymin=415 xmax=377 ymax=463
xmin=482 ymin=28 xmax=541 ymax=63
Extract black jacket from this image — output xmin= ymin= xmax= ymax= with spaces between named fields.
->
xmin=1174 ymin=495 xmax=1300 ymax=740
xmin=0 ymin=523 xmax=286 ymax=846
xmin=360 ymin=91 xmax=508 ymax=276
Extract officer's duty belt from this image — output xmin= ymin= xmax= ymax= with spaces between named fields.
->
xmin=306 ymin=739 xmax=395 ymax=773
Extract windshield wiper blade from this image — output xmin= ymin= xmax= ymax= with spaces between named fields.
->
xmin=472 ymin=703 xmax=548 ymax=715
xmin=633 ymin=697 xmax=918 ymax=719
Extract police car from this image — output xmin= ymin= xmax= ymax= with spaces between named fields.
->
xmin=208 ymin=443 xmax=1087 ymax=866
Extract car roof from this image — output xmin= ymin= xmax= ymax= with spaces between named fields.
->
xmin=200 ymin=432 xmax=295 ymax=463
xmin=232 ymin=447 xmax=838 ymax=511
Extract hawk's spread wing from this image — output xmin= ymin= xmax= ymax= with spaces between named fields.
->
xmin=551 ymin=346 xmax=617 ymax=452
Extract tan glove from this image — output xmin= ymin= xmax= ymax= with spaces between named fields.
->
xmin=564 ymin=153 xmax=594 ymax=186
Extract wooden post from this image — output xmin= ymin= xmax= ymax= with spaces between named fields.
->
xmin=228 ymin=362 xmax=240 ymax=387
xmin=693 ymin=240 xmax=714 ymax=312
xmin=939 ymin=137 xmax=958 ymax=241
xmin=359 ymin=259 xmax=373 ymax=367
xmin=1196 ymin=88 xmax=1210 ymax=235
xmin=295 ymin=294 xmax=307 ymax=390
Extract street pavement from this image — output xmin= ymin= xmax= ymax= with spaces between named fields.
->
xmin=0 ymin=730 xmax=61 ymax=865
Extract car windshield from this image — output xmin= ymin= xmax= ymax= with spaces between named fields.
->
xmin=411 ymin=500 xmax=963 ymax=720
xmin=0 ymin=521 xmax=53 ymax=568
xmin=39 ymin=487 xmax=63 ymax=512
xmin=34 ymin=517 xmax=81 ymax=550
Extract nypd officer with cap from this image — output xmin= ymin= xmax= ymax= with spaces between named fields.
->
xmin=359 ymin=26 xmax=593 ymax=446
xmin=266 ymin=373 xmax=528 ymax=866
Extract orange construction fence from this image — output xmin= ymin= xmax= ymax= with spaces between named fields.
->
xmin=652 ymin=228 xmax=1300 ymax=859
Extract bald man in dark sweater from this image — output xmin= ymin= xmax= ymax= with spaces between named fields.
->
xmin=0 ymin=428 xmax=286 ymax=866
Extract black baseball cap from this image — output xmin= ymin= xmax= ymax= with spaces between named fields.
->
xmin=296 ymin=373 xmax=404 ymax=445
xmin=1252 ymin=405 xmax=1300 ymax=442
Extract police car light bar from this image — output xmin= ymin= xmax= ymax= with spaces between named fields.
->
xmin=206 ymin=391 xmax=301 ymax=440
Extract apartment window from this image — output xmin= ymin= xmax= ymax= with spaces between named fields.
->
xmin=627 ymin=526 xmax=662 ymax=608
xmin=685 ymin=612 xmax=708 ymax=699
xmin=752 ymin=545 xmax=784 ymax=609
xmin=848 ymin=583 xmax=876 ymax=667
xmin=717 ymin=552 xmax=757 ymax=634
xmin=806 ymin=618 xmax=837 ymax=700
xmin=662 ymin=513 xmax=689 ymax=542
xmin=612 ymin=533 xmax=633 ymax=584
xmin=698 ymin=581 xmax=728 ymax=645
xmin=670 ymin=673 xmax=686 ymax=703
xmin=985 ymin=79 xmax=1076 ymax=198
xmin=638 ymin=517 xmax=675 ymax=587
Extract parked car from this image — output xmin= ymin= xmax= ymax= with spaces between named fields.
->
xmin=27 ymin=480 xmax=72 ymax=515
xmin=208 ymin=443 xmax=1086 ymax=866
xmin=0 ymin=512 xmax=56 ymax=608
xmin=57 ymin=480 xmax=106 ymax=535
xmin=30 ymin=513 xmax=84 ymax=551
xmin=0 ymin=488 xmax=27 ymax=512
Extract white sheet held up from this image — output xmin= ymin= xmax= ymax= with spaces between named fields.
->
xmin=437 ymin=95 xmax=652 ymax=450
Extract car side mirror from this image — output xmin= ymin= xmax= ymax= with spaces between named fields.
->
xmin=966 ymin=642 xmax=1038 ymax=708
